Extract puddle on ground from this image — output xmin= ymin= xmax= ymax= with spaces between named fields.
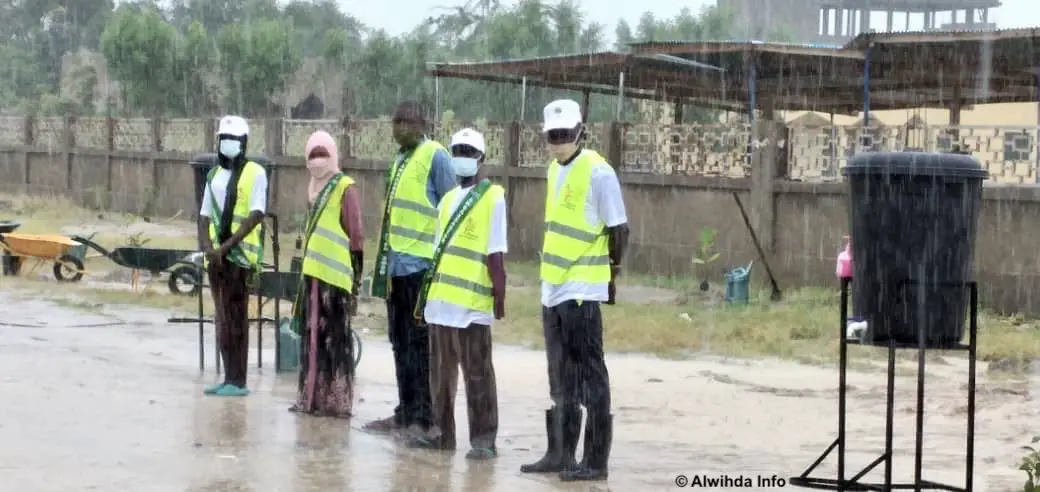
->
xmin=0 ymin=290 xmax=1031 ymax=491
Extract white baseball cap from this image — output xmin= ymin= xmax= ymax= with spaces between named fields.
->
xmin=217 ymin=115 xmax=249 ymax=137
xmin=542 ymin=99 xmax=582 ymax=132
xmin=450 ymin=128 xmax=485 ymax=154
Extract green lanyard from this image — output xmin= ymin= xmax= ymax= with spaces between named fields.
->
xmin=289 ymin=174 xmax=343 ymax=335
xmin=371 ymin=146 xmax=419 ymax=299
xmin=413 ymin=179 xmax=492 ymax=320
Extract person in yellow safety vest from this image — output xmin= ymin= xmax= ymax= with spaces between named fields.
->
xmin=407 ymin=128 xmax=505 ymax=460
xmin=288 ymin=130 xmax=365 ymax=417
xmin=364 ymin=101 xmax=457 ymax=437
xmin=198 ymin=115 xmax=269 ymax=398
xmin=520 ymin=99 xmax=630 ymax=481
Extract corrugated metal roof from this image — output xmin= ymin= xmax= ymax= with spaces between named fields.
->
xmin=624 ymin=40 xmax=861 ymax=58
xmin=628 ymin=39 xmax=845 ymax=50
xmin=425 ymin=29 xmax=1040 ymax=113
xmin=425 ymin=51 xmax=626 ymax=68
xmin=844 ymin=26 xmax=1040 ymax=49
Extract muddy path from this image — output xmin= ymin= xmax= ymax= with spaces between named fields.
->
xmin=0 ymin=292 xmax=1031 ymax=491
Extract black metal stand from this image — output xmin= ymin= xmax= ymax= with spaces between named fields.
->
xmin=168 ymin=212 xmax=284 ymax=373
xmin=788 ymin=278 xmax=977 ymax=492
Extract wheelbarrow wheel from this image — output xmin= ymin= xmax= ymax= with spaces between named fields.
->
xmin=168 ymin=264 xmax=202 ymax=296
xmin=53 ymin=255 xmax=84 ymax=282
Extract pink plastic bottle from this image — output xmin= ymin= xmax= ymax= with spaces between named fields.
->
xmin=835 ymin=236 xmax=852 ymax=279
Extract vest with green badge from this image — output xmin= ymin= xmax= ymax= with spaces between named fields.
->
xmin=540 ymin=150 xmax=611 ymax=285
xmin=387 ymin=140 xmax=445 ymax=259
xmin=302 ymin=175 xmax=356 ymax=293
xmin=426 ymin=183 xmax=504 ymax=313
xmin=207 ymin=160 xmax=265 ymax=268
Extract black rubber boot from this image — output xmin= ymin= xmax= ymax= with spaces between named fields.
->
xmin=560 ymin=413 xmax=612 ymax=481
xmin=519 ymin=405 xmax=581 ymax=473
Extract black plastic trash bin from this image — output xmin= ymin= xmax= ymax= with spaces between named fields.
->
xmin=844 ymin=151 xmax=986 ymax=348
xmin=190 ymin=153 xmax=275 ymax=216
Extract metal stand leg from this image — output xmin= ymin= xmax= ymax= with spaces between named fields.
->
xmin=271 ymin=212 xmax=282 ymax=373
xmin=167 ymin=257 xmax=216 ymax=374
xmin=256 ymin=291 xmax=263 ymax=369
xmin=788 ymin=280 xmax=978 ymax=492
xmin=197 ymin=271 xmax=204 ymax=371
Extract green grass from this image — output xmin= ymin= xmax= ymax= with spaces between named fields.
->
xmin=4 ymin=192 xmax=1040 ymax=370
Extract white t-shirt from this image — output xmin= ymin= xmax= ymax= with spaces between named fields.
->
xmin=199 ymin=167 xmax=269 ymax=218
xmin=541 ymin=153 xmax=628 ymax=308
xmin=423 ymin=184 xmax=508 ymax=329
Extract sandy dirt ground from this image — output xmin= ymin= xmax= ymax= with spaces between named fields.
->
xmin=0 ymin=290 xmax=1033 ymax=491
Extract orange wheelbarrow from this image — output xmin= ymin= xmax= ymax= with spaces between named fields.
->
xmin=0 ymin=222 xmax=88 ymax=282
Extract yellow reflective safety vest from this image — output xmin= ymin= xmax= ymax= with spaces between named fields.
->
xmin=426 ymin=184 xmax=505 ymax=313
xmin=540 ymin=150 xmax=611 ymax=285
xmin=302 ymin=176 xmax=356 ymax=293
xmin=387 ymin=140 xmax=445 ymax=259
xmin=207 ymin=160 xmax=265 ymax=267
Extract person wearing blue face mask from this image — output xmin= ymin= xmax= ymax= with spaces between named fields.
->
xmin=198 ymin=115 xmax=269 ymax=397
xmin=408 ymin=128 xmax=506 ymax=459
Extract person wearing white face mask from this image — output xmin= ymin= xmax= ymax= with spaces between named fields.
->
xmin=408 ymin=128 xmax=505 ymax=459
xmin=198 ymin=115 xmax=268 ymax=397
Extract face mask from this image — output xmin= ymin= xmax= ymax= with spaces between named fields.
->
xmin=451 ymin=157 xmax=479 ymax=178
xmin=219 ymin=139 xmax=242 ymax=159
xmin=307 ymin=157 xmax=335 ymax=178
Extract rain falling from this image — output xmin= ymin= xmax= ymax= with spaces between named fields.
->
xmin=1 ymin=0 xmax=1040 ymax=491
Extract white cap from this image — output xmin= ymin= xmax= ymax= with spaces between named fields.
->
xmin=542 ymin=99 xmax=582 ymax=132
xmin=217 ymin=115 xmax=249 ymax=137
xmin=450 ymin=128 xmax=485 ymax=154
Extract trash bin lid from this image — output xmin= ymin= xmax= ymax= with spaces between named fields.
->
xmin=190 ymin=153 xmax=275 ymax=168
xmin=842 ymin=151 xmax=988 ymax=179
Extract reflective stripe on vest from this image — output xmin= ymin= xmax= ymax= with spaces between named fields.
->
xmin=208 ymin=160 xmax=265 ymax=266
xmin=540 ymin=150 xmax=611 ymax=285
xmin=302 ymin=177 xmax=356 ymax=293
xmin=426 ymin=184 xmax=504 ymax=313
xmin=387 ymin=140 xmax=444 ymax=259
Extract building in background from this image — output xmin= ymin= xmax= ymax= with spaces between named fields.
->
xmin=718 ymin=0 xmax=999 ymax=44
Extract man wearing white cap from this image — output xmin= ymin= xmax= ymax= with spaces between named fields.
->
xmin=520 ymin=99 xmax=629 ymax=481
xmin=408 ymin=128 xmax=505 ymax=460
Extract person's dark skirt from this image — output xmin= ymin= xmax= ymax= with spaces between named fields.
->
xmin=290 ymin=277 xmax=356 ymax=417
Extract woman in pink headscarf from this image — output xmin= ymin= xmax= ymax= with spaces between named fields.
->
xmin=288 ymin=130 xmax=365 ymax=417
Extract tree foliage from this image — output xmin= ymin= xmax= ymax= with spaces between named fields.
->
xmin=0 ymin=0 xmax=795 ymax=119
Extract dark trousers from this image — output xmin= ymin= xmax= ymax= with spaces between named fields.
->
xmin=208 ymin=259 xmax=250 ymax=388
xmin=386 ymin=271 xmax=433 ymax=429
xmin=429 ymin=323 xmax=498 ymax=450
xmin=542 ymin=300 xmax=611 ymax=416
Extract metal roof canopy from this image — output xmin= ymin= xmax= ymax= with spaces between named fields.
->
xmin=426 ymin=51 xmax=746 ymax=115
xmin=426 ymin=29 xmax=1040 ymax=114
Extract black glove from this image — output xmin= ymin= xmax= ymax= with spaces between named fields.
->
xmin=351 ymin=250 xmax=364 ymax=285
xmin=350 ymin=250 xmax=364 ymax=315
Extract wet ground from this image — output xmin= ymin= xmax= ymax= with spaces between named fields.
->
xmin=0 ymin=290 xmax=1033 ymax=491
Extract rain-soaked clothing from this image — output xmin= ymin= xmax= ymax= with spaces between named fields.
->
xmin=542 ymin=300 xmax=610 ymax=415
xmin=208 ymin=259 xmax=251 ymax=388
xmin=428 ymin=323 xmax=498 ymax=450
xmin=294 ymin=278 xmax=356 ymax=417
xmin=387 ymin=272 xmax=434 ymax=429
xmin=293 ymin=132 xmax=364 ymax=417
xmin=523 ymin=143 xmax=626 ymax=479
